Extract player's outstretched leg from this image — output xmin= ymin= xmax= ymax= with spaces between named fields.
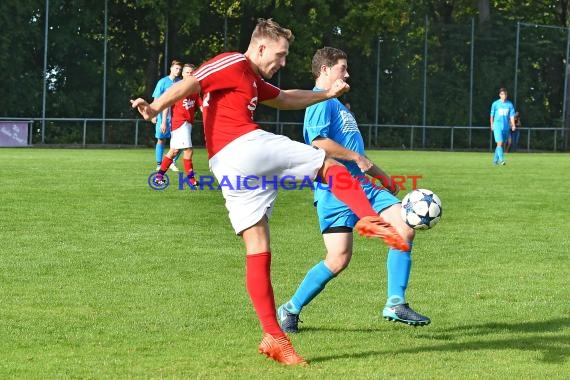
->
xmin=355 ymin=216 xmax=410 ymax=252
xmin=258 ymin=333 xmax=307 ymax=366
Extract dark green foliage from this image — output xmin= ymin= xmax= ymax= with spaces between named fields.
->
xmin=1 ymin=1 xmax=569 ymax=149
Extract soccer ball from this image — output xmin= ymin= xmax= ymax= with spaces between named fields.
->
xmin=400 ymin=189 xmax=442 ymax=230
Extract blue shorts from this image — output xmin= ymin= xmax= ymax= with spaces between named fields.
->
xmin=315 ymin=183 xmax=400 ymax=232
xmin=155 ymin=122 xmax=171 ymax=139
xmin=493 ymin=128 xmax=509 ymax=143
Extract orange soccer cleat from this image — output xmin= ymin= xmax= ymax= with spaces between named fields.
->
xmin=355 ymin=215 xmax=410 ymax=252
xmin=258 ymin=333 xmax=308 ymax=366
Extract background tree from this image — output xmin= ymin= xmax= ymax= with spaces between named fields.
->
xmin=0 ymin=0 xmax=568 ymax=149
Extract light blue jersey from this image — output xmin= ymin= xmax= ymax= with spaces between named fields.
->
xmin=304 ymin=89 xmax=399 ymax=232
xmin=152 ymin=76 xmax=180 ymax=138
xmin=490 ymin=99 xmax=515 ymax=143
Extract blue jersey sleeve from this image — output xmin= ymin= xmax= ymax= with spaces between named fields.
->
xmin=152 ymin=78 xmax=165 ymax=99
xmin=304 ymin=98 xmax=332 ymax=145
xmin=508 ymin=102 xmax=515 ymax=118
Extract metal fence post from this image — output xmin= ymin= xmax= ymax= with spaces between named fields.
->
xmin=527 ymin=128 xmax=531 ymax=151
xmin=101 ymin=119 xmax=105 ymax=144
xmin=83 ymin=120 xmax=87 ymax=147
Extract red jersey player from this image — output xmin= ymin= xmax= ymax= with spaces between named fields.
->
xmin=132 ymin=18 xmax=408 ymax=366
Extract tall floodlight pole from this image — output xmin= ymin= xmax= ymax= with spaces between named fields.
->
xmin=41 ymin=0 xmax=50 ymax=144
xmin=375 ymin=36 xmax=382 ymax=126
xmin=561 ymin=28 xmax=570 ymax=149
xmin=514 ymin=22 xmax=520 ymax=108
xmin=224 ymin=14 xmax=228 ymax=50
xmin=102 ymin=0 xmax=108 ymax=143
xmin=164 ymin=11 xmax=169 ymax=74
xmin=422 ymin=15 xmax=428 ymax=148
xmin=469 ymin=17 xmax=475 ymax=148
xmin=276 ymin=71 xmax=281 ymax=134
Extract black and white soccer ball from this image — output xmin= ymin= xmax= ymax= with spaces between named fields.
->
xmin=401 ymin=189 xmax=442 ymax=230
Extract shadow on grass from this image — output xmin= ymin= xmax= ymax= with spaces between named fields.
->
xmin=301 ymin=326 xmax=384 ymax=333
xmin=308 ymin=317 xmax=570 ymax=364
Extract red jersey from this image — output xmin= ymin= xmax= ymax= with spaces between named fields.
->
xmin=170 ymin=93 xmax=200 ymax=131
xmin=193 ymin=52 xmax=281 ymax=158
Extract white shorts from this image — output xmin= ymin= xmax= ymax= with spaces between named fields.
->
xmin=209 ymin=129 xmax=326 ymax=234
xmin=170 ymin=121 xmax=193 ymax=149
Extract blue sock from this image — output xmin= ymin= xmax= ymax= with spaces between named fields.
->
xmin=497 ymin=146 xmax=504 ymax=162
xmin=386 ymin=242 xmax=412 ymax=307
xmin=494 ymin=147 xmax=499 ymax=163
xmin=287 ymin=260 xmax=335 ymax=314
xmin=155 ymin=143 xmax=164 ymax=165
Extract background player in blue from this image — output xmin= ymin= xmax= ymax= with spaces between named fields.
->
xmin=152 ymin=60 xmax=182 ymax=171
xmin=278 ymin=47 xmax=430 ymax=332
xmin=489 ymin=87 xmax=516 ymax=165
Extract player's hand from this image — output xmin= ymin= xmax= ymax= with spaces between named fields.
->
xmin=355 ymin=155 xmax=373 ymax=173
xmin=130 ymin=98 xmax=158 ymax=121
xmin=327 ymin=79 xmax=350 ymax=98
xmin=160 ymin=123 xmax=167 ymax=134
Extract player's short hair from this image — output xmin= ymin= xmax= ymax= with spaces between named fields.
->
xmin=499 ymin=87 xmax=508 ymax=94
xmin=171 ymin=60 xmax=183 ymax=67
xmin=311 ymin=47 xmax=348 ymax=79
xmin=251 ymin=18 xmax=294 ymax=43
xmin=183 ymin=63 xmax=196 ymax=70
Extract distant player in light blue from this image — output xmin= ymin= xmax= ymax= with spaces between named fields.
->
xmin=277 ymin=47 xmax=430 ymax=333
xmin=490 ymin=87 xmax=516 ymax=165
xmin=152 ymin=60 xmax=182 ymax=171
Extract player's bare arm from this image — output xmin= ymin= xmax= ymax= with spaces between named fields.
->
xmin=312 ymin=137 xmax=372 ymax=172
xmin=160 ymin=108 xmax=168 ymax=133
xmin=131 ymin=76 xmax=201 ymax=120
xmin=366 ymin=164 xmax=399 ymax=195
xmin=263 ymin=79 xmax=350 ymax=110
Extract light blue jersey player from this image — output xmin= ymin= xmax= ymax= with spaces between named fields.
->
xmin=151 ymin=60 xmax=182 ymax=170
xmin=278 ymin=47 xmax=430 ymax=333
xmin=490 ymin=88 xmax=516 ymax=165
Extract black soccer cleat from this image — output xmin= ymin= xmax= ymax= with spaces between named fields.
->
xmin=382 ymin=303 xmax=431 ymax=326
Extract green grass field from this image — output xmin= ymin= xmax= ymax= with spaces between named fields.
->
xmin=1 ymin=148 xmax=569 ymax=379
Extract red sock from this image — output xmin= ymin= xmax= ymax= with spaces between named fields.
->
xmin=183 ymin=158 xmax=194 ymax=177
xmin=159 ymin=156 xmax=173 ymax=173
xmin=324 ymin=165 xmax=377 ymax=219
xmin=246 ymin=252 xmax=284 ymax=337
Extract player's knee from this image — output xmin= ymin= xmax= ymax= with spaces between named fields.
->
xmin=325 ymin=253 xmax=351 ymax=274
xmin=381 ymin=204 xmax=415 ymax=242
xmin=399 ymin=223 xmax=415 ymax=242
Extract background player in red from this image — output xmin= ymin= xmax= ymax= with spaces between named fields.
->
xmin=132 ymin=18 xmax=408 ymax=366
xmin=155 ymin=63 xmax=200 ymax=186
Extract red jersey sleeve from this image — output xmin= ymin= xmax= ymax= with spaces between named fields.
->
xmin=256 ymin=78 xmax=280 ymax=102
